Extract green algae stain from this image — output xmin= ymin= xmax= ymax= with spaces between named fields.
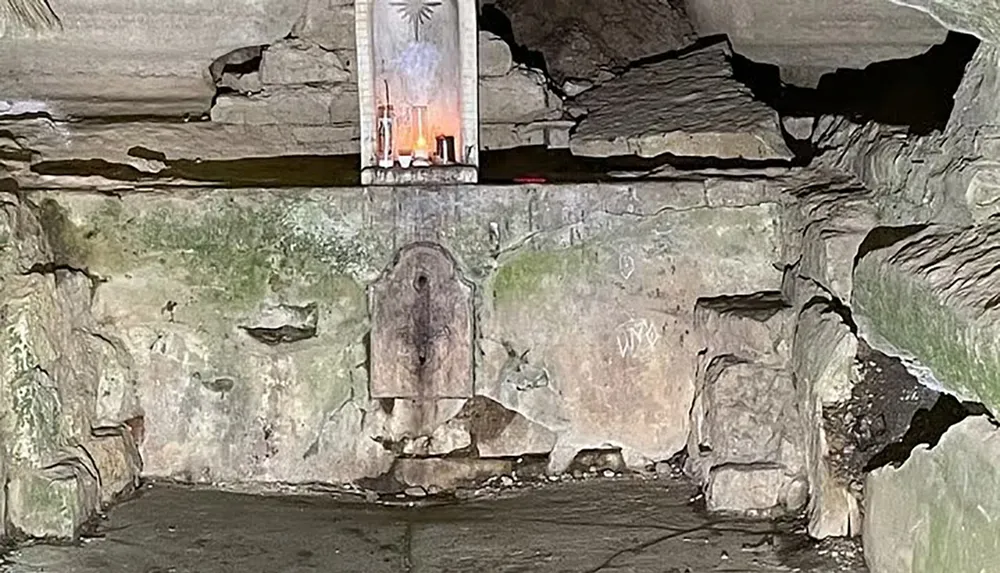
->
xmin=493 ymin=248 xmax=595 ymax=305
xmin=854 ymin=262 xmax=1000 ymax=410
xmin=125 ymin=200 xmax=383 ymax=306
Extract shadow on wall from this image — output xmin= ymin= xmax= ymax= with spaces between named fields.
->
xmin=732 ymin=31 xmax=981 ymax=135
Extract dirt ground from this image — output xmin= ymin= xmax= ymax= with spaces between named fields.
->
xmin=0 ymin=474 xmax=867 ymax=573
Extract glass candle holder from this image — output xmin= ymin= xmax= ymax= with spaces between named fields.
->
xmin=376 ymin=104 xmax=395 ymax=168
xmin=411 ymin=105 xmax=430 ymax=163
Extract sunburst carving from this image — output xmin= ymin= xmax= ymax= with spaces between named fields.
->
xmin=389 ymin=0 xmax=442 ymax=40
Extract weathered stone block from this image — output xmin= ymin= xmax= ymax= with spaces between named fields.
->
xmin=570 ymin=41 xmax=792 ymax=160
xmin=211 ymin=87 xmax=359 ymax=126
xmin=7 ymin=465 xmax=99 ymax=540
xmin=706 ymin=465 xmax=786 ymax=513
xmin=81 ymin=433 xmax=142 ymax=504
xmin=693 ymin=296 xmax=793 ymax=367
xmin=212 ymin=90 xmax=331 ymax=126
xmin=480 ymin=69 xmax=559 ymax=124
xmin=394 ymin=458 xmax=513 ymax=490
xmin=865 ymin=416 xmax=1000 ymax=573
xmin=965 ymin=166 xmax=1000 ymax=221
xmin=702 ymin=361 xmax=800 ymax=466
xmin=260 ymin=39 xmax=352 ymax=86
xmin=292 ymin=0 xmax=357 ymax=52
xmin=853 ymin=225 xmax=1000 ymax=410
xmin=477 ymin=410 xmax=557 ymax=459
xmin=479 ymin=32 xmax=513 ymax=77
xmin=428 ymin=418 xmax=473 ymax=456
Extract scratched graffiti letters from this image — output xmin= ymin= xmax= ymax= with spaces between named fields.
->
xmin=616 ymin=318 xmax=660 ymax=358
xmin=618 ymin=253 xmax=635 ymax=280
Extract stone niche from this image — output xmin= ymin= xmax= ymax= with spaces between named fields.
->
xmin=356 ymin=0 xmax=480 ymax=185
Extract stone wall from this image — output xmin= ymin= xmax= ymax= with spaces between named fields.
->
xmin=1 ymin=0 xmax=566 ymax=155
xmin=31 ymin=181 xmax=783 ymax=489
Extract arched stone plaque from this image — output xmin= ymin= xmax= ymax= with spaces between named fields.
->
xmin=370 ymin=243 xmax=473 ymax=398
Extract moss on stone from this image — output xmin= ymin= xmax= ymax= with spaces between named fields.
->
xmin=124 ymin=200 xmax=382 ymax=306
xmin=854 ymin=262 xmax=1000 ymax=410
xmin=492 ymin=247 xmax=595 ymax=304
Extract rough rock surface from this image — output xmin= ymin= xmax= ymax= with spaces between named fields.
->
xmin=0 ymin=194 xmax=143 ymax=540
xmin=32 ymin=181 xmax=783 ymax=485
xmin=685 ymin=0 xmax=947 ymax=87
xmin=854 ymin=223 xmax=1000 ymax=412
xmin=813 ymin=42 xmax=1000 ymax=225
xmin=570 ymin=41 xmax=792 ymax=160
xmin=865 ymin=416 xmax=1000 ymax=573
xmin=479 ymin=31 xmax=514 ymax=78
xmin=891 ymin=0 xmax=1000 ymax=42
xmin=687 ymin=296 xmax=806 ymax=515
xmin=491 ymin=0 xmax=695 ymax=86
xmin=0 ymin=0 xmax=303 ymax=117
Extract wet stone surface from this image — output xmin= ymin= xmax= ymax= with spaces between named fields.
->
xmin=0 ymin=476 xmax=866 ymax=573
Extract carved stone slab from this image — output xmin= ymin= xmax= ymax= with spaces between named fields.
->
xmin=370 ymin=243 xmax=474 ymax=398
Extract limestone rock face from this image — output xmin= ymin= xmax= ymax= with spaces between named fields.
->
xmin=491 ymin=0 xmax=695 ymax=85
xmin=0 ymin=0 xmax=303 ymax=117
xmin=890 ymin=0 xmax=1000 ymax=43
xmin=864 ymin=416 xmax=1000 ymax=573
xmin=854 ymin=223 xmax=1000 ymax=411
xmin=570 ymin=41 xmax=792 ymax=160
xmin=7 ymin=465 xmax=100 ymax=540
xmin=479 ymin=32 xmax=514 ymax=78
xmin=260 ymin=39 xmax=352 ymax=86
xmin=814 ymin=43 xmax=1000 ymax=225
xmin=34 ymin=182 xmax=784 ymax=485
xmin=291 ymin=0 xmax=357 ymax=52
xmin=479 ymin=67 xmax=558 ymax=124
xmin=687 ymin=297 xmax=806 ymax=515
xmin=685 ymin=0 xmax=946 ymax=87
xmin=0 ymin=195 xmax=142 ymax=540
xmin=211 ymin=87 xmax=359 ymax=126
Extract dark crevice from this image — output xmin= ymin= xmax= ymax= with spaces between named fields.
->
xmin=478 ymin=4 xmax=548 ymax=75
xmin=29 ymin=146 xmax=798 ymax=188
xmin=63 ymin=115 xmax=202 ymax=125
xmin=802 ymin=295 xmax=858 ymax=336
xmin=615 ymin=34 xmax=730 ymax=78
xmin=209 ymin=45 xmax=265 ymax=100
xmin=480 ymin=147 xmax=793 ymax=184
xmin=127 ymin=146 xmax=167 ymax=163
xmin=32 ymin=159 xmax=153 ymax=182
xmin=696 ymin=292 xmax=790 ymax=321
xmin=731 ymin=31 xmax=980 ymax=138
xmin=864 ymin=394 xmax=992 ymax=472
xmin=853 ymin=224 xmax=929 ymax=267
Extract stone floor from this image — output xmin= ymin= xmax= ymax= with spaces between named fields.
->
xmin=0 ymin=477 xmax=867 ymax=573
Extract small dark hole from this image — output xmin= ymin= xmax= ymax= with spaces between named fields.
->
xmin=414 ymin=274 xmax=429 ymax=291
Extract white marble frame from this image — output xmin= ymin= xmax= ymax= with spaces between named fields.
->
xmin=356 ymin=0 xmax=479 ymax=185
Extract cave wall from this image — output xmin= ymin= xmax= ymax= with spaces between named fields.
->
xmin=0 ymin=193 xmax=141 ymax=540
xmin=32 ymin=182 xmax=785 ymax=488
